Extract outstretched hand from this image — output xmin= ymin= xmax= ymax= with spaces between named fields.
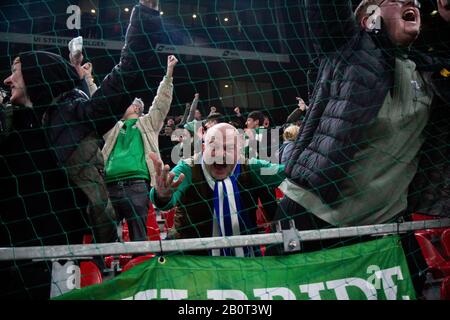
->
xmin=149 ymin=152 xmax=185 ymax=201
xmin=438 ymin=0 xmax=450 ymax=22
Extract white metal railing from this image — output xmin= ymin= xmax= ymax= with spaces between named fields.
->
xmin=0 ymin=218 xmax=449 ymax=261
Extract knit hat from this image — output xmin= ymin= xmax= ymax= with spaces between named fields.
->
xmin=19 ymin=51 xmax=80 ymax=106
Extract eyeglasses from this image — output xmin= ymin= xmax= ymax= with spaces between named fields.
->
xmin=379 ymin=0 xmax=421 ymax=9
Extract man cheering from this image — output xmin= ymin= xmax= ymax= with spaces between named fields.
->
xmin=149 ymin=123 xmax=285 ymax=256
xmin=103 ymin=55 xmax=178 ymax=242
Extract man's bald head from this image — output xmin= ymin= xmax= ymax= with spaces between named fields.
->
xmin=204 ymin=123 xmax=239 ymax=143
xmin=203 ymin=123 xmax=243 ymax=180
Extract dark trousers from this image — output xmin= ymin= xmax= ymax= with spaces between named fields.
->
xmin=65 ymin=140 xmax=118 ymax=244
xmin=266 ymin=196 xmax=428 ymax=298
xmin=107 ymin=180 xmax=150 ymax=242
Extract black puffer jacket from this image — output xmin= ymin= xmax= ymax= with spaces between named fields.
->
xmin=286 ymin=0 xmax=450 ymax=216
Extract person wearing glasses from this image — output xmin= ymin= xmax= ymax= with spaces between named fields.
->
xmin=270 ymin=0 xmax=450 ymax=297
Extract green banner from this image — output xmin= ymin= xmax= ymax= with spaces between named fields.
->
xmin=56 ymin=236 xmax=415 ymax=300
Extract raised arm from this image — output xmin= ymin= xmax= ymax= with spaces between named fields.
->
xmin=186 ymin=93 xmax=200 ymax=123
xmin=233 ymin=107 xmax=246 ymax=128
xmin=305 ymin=0 xmax=357 ymax=55
xmin=178 ymin=103 xmax=191 ymax=127
xmin=81 ymin=62 xmax=98 ymax=97
xmin=286 ymin=97 xmax=307 ymax=124
xmin=76 ymin=2 xmax=166 ymax=135
xmin=140 ymin=55 xmax=177 ymax=132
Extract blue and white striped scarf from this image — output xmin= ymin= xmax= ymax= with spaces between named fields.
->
xmin=201 ymin=160 xmax=253 ymax=257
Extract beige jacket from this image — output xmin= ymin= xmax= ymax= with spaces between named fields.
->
xmin=102 ymin=76 xmax=173 ymax=185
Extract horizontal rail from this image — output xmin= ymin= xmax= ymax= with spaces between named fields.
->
xmin=0 ymin=218 xmax=448 ymax=261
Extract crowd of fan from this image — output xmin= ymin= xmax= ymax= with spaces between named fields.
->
xmin=1 ymin=0 xmax=450 ymax=299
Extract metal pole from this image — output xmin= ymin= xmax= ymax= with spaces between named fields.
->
xmin=0 ymin=218 xmax=448 ymax=261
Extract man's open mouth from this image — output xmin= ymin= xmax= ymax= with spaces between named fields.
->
xmin=213 ymin=163 xmax=227 ymax=170
xmin=402 ymin=8 xmax=417 ymax=22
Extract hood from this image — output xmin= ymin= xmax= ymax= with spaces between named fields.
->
xmin=19 ymin=51 xmax=81 ymax=106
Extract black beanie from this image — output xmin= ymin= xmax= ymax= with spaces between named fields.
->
xmin=19 ymin=51 xmax=81 ymax=106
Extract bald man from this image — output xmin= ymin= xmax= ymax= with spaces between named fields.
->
xmin=149 ymin=123 xmax=285 ymax=257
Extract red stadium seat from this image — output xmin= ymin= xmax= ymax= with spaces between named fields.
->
xmin=412 ymin=213 xmax=448 ymax=235
xmin=275 ymin=187 xmax=284 ymax=199
xmin=80 ymin=261 xmax=103 ymax=288
xmin=122 ymin=221 xmax=130 ymax=242
xmin=415 ymin=233 xmax=450 ymax=278
xmin=122 ymin=254 xmax=156 ymax=273
xmin=441 ymin=276 xmax=450 ymax=300
xmin=147 ymin=202 xmax=161 ymax=241
xmin=82 ymin=234 xmax=93 ymax=244
xmin=104 ymin=256 xmax=114 ymax=269
xmin=162 ymin=209 xmax=175 ymax=232
xmin=412 ymin=213 xmax=437 ymax=221
xmin=441 ymin=229 xmax=450 ymax=259
xmin=119 ymin=255 xmax=133 ymax=267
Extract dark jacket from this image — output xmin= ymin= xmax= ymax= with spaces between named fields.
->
xmin=0 ymin=4 xmax=164 ymax=248
xmin=286 ymin=0 xmax=450 ymax=216
xmin=280 ymin=140 xmax=295 ymax=165
xmin=0 ymin=4 xmax=167 ymax=299
xmin=173 ymin=164 xmax=269 ymax=255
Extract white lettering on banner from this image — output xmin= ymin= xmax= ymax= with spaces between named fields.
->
xmin=326 ymin=278 xmax=378 ymax=300
xmin=375 ymin=266 xmax=410 ymax=300
xmin=207 ymin=289 xmax=249 ymax=300
xmin=160 ymin=289 xmax=189 ymax=300
xmin=123 ymin=289 xmax=157 ymax=300
xmin=299 ymin=282 xmax=326 ymax=300
xmin=119 ymin=265 xmax=410 ymax=300
xmin=253 ymin=287 xmax=296 ymax=300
